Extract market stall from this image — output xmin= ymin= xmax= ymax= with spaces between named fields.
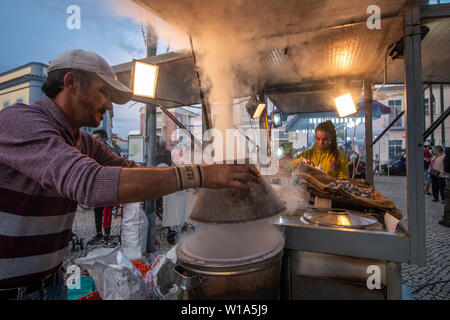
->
xmin=102 ymin=0 xmax=450 ymax=300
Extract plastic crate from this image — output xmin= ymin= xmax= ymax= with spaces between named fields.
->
xmin=76 ymin=261 xmax=151 ymax=300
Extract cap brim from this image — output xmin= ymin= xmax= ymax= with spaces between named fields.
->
xmin=98 ymin=74 xmax=133 ymax=105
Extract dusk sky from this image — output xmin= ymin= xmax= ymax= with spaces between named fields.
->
xmin=0 ymin=0 xmax=175 ymax=138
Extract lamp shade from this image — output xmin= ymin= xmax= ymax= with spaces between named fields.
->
xmin=334 ymin=93 xmax=357 ymax=118
xmin=131 ymin=60 xmax=159 ymax=99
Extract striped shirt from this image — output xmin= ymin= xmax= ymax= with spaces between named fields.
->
xmin=0 ymin=96 xmax=137 ymax=288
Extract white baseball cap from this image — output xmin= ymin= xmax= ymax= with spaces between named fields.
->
xmin=48 ymin=49 xmax=133 ymax=104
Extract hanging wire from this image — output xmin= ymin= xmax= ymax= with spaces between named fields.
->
xmin=374 ymin=43 xmax=397 ymax=94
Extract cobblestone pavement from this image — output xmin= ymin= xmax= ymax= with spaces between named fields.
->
xmin=64 ymin=176 xmax=449 ymax=300
xmin=373 ymin=175 xmax=449 ymax=300
xmin=63 ymin=206 xmax=176 ymax=271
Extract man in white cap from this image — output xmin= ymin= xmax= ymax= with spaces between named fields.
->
xmin=0 ymin=49 xmax=259 ymax=299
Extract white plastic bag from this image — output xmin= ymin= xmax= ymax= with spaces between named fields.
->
xmin=151 ymin=246 xmax=184 ymax=300
xmin=75 ymin=247 xmax=149 ymax=300
xmin=162 ymin=190 xmax=187 ymax=227
xmin=121 ymin=202 xmax=148 ymax=261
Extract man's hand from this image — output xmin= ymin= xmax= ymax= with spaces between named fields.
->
xmin=202 ymin=164 xmax=261 ymax=192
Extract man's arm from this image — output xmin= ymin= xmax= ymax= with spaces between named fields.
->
xmin=117 ymin=164 xmax=260 ymax=203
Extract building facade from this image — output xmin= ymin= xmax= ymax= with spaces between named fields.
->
xmin=0 ymin=62 xmax=48 ymax=110
xmin=0 ymin=62 xmax=114 ymax=143
xmin=373 ymin=84 xmax=450 ymax=164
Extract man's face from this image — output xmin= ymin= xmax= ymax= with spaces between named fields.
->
xmin=72 ymin=75 xmax=113 ymax=128
xmin=315 ymin=130 xmax=331 ymax=151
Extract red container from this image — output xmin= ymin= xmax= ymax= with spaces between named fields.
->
xmin=77 ymin=261 xmax=151 ymax=300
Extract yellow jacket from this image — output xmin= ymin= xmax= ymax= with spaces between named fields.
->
xmin=292 ymin=144 xmax=349 ymax=179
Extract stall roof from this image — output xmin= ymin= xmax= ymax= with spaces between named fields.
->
xmin=122 ymin=0 xmax=449 ymax=114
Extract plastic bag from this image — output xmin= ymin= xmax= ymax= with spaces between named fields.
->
xmin=75 ymin=247 xmax=149 ymax=300
xmin=121 ymin=202 xmax=148 ymax=261
xmin=150 ymin=246 xmax=184 ymax=300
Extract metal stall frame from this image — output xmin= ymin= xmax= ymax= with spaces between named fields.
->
xmin=279 ymin=2 xmax=450 ymax=267
xmin=114 ymin=1 xmax=450 ymax=266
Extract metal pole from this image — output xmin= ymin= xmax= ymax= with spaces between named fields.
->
xmin=364 ymin=80 xmax=374 ymax=185
xmin=387 ymin=131 xmax=390 ymax=177
xmin=423 ymin=84 xmax=427 ymax=134
xmin=441 ymin=84 xmax=445 ymax=146
xmin=430 ymin=84 xmax=435 ymax=144
xmin=404 ymin=5 xmax=426 ymax=265
xmin=144 ymin=24 xmax=158 ymax=254
xmin=379 ymin=136 xmax=381 ymax=175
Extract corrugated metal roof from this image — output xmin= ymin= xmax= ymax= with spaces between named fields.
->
xmin=378 ymin=17 xmax=450 ymax=84
xmin=126 ymin=0 xmax=449 ymax=113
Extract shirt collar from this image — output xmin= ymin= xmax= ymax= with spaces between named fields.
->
xmin=34 ymin=96 xmax=78 ymax=139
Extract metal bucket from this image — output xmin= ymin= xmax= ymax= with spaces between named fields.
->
xmin=173 ymin=233 xmax=284 ymax=300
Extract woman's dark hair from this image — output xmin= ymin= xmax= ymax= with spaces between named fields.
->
xmin=315 ymin=120 xmax=340 ymax=169
xmin=315 ymin=120 xmax=338 ymax=154
xmin=41 ymin=68 xmax=94 ymax=98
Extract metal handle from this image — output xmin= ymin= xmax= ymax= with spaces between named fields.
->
xmin=172 ymin=265 xmax=203 ymax=290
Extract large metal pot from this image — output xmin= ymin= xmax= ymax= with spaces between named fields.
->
xmin=173 ymin=232 xmax=284 ymax=300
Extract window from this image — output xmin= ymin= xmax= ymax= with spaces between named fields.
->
xmin=16 ymin=98 xmax=23 ymax=104
xmin=424 ymin=98 xmax=429 ymax=116
xmin=389 ymin=140 xmax=404 ymax=158
xmin=388 ymin=99 xmax=403 ymax=128
xmin=3 ymin=101 xmax=9 ymax=109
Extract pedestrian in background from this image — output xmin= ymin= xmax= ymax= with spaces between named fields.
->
xmin=87 ymin=129 xmax=118 ymax=247
xmin=424 ymin=141 xmax=433 ymax=195
xmin=373 ymin=154 xmax=381 ymax=175
xmin=441 ymin=147 xmax=450 ymax=227
xmin=429 ymin=145 xmax=447 ymax=203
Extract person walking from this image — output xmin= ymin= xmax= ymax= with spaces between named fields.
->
xmin=373 ymin=154 xmax=381 ymax=175
xmin=429 ymin=145 xmax=447 ymax=203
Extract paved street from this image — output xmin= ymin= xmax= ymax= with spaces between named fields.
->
xmin=64 ymin=175 xmax=449 ymax=300
xmin=373 ymin=175 xmax=449 ymax=300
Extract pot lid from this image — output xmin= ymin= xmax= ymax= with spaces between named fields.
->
xmin=176 ymin=219 xmax=285 ymax=267
xmin=177 ymin=233 xmax=285 ymax=268
xmin=189 ymin=173 xmax=286 ymax=224
xmin=301 ymin=209 xmax=377 ymax=229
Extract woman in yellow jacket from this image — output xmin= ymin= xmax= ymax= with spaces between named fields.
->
xmin=292 ymin=120 xmax=349 ymax=179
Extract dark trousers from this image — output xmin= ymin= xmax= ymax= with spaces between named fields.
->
xmin=94 ymin=207 xmax=104 ymax=234
xmin=443 ymin=184 xmax=450 ymax=223
xmin=94 ymin=206 xmax=112 ymax=235
xmin=430 ymin=174 xmax=446 ymax=201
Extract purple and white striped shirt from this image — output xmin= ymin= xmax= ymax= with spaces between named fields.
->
xmin=0 ymin=96 xmax=137 ymax=288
